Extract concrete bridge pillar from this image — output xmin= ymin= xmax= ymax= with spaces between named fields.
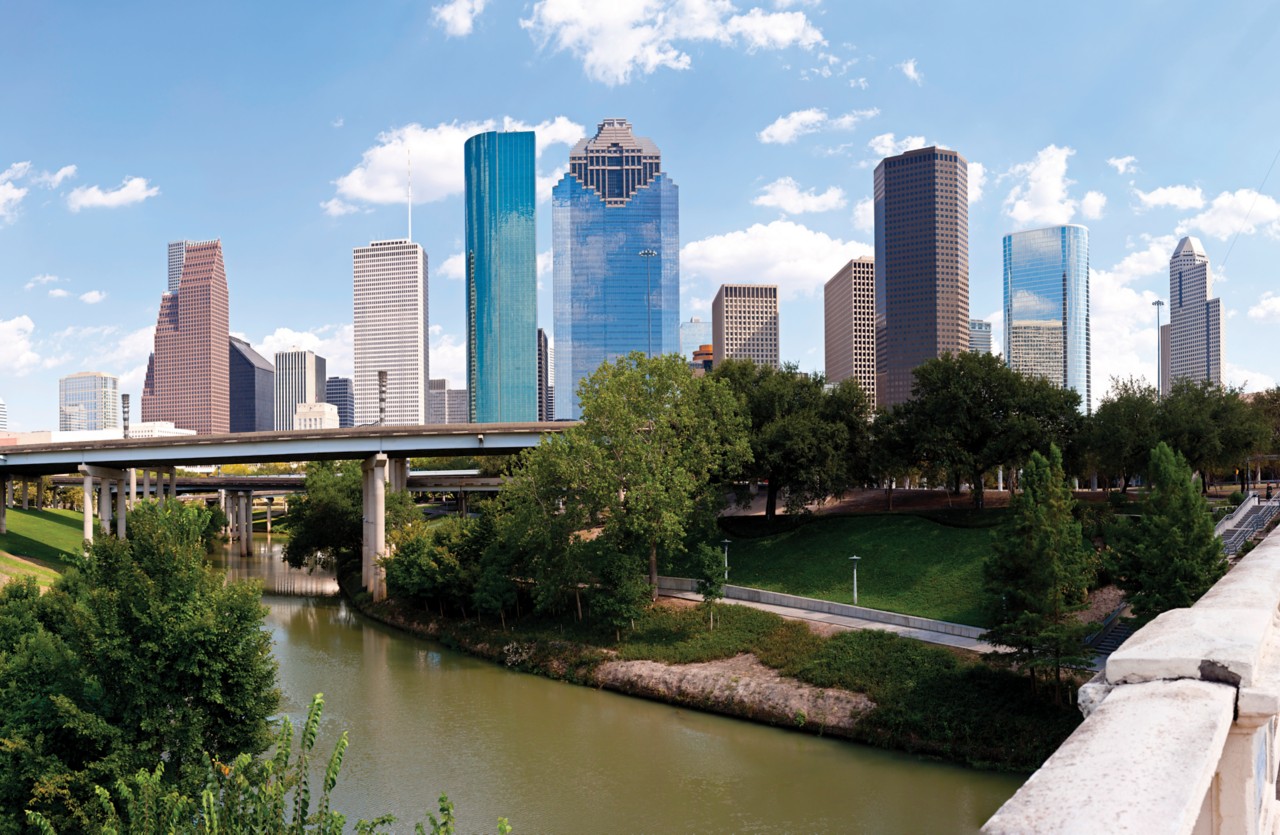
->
xmin=168 ymin=469 xmax=177 ymax=504
xmin=82 ymin=471 xmax=93 ymax=544
xmin=143 ymin=469 xmax=151 ymax=502
xmin=128 ymin=468 xmax=137 ymax=509
xmin=362 ymin=459 xmax=373 ymax=589
xmin=265 ymin=496 xmax=273 ymax=533
xmin=115 ymin=478 xmax=126 ymax=539
xmin=239 ymin=491 xmax=251 ymax=557
xmin=35 ymin=478 xmax=44 ymax=510
xmin=22 ymin=478 xmax=29 ymax=510
xmin=457 ymin=490 xmax=468 ymax=517
xmin=361 ymin=454 xmax=388 ymax=600
xmin=98 ymin=479 xmax=111 ymax=535
xmin=0 ymin=477 xmax=7 ymax=534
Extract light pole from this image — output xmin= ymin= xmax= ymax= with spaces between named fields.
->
xmin=1152 ymin=299 xmax=1165 ymax=397
xmin=639 ymin=249 xmax=657 ymax=357
xmin=850 ymin=554 xmax=861 ymax=605
xmin=721 ymin=538 xmax=731 ymax=581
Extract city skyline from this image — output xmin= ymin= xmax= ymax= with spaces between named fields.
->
xmin=4 ymin=3 xmax=1280 ymax=429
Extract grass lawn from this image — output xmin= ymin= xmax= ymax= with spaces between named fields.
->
xmin=722 ymin=512 xmax=1001 ymax=627
xmin=0 ymin=507 xmax=85 ymax=584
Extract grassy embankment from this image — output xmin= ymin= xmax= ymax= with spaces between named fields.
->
xmin=0 ymin=507 xmax=85 ymax=586
xmin=720 ymin=510 xmax=1003 ymax=627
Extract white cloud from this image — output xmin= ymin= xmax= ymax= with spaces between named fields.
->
xmin=985 ymin=309 xmax=1004 ymax=358
xmin=0 ymin=181 xmax=27 ymax=223
xmin=330 ymin=116 xmax=582 ymax=212
xmin=67 ymin=176 xmax=159 ymax=211
xmin=537 ymin=163 xmax=569 ymax=203
xmin=0 ymin=315 xmax=41 ymax=376
xmin=257 ymin=324 xmax=355 ymax=378
xmin=1107 ymin=155 xmax=1137 ymax=175
xmin=332 ymin=117 xmax=344 ymax=128
xmin=79 ymin=290 xmax=106 ymax=304
xmin=897 ymin=58 xmax=923 ymax=85
xmin=433 ymin=0 xmax=488 ymax=36
xmin=48 ymin=288 xmax=69 ymax=298
xmin=758 ymin=107 xmax=877 ymax=144
xmin=24 ymin=274 xmax=60 ymax=290
xmin=681 ymin=219 xmax=872 ymax=300
xmin=753 ymin=176 xmax=846 ymax=214
xmin=1177 ymin=189 xmax=1280 ymax=241
xmin=520 ymin=0 xmax=824 ymax=85
xmin=867 ymin=132 xmax=927 ymax=158
xmin=1225 ymin=362 xmax=1277 ymax=393
xmin=1003 ymin=144 xmax=1095 ymax=228
xmin=537 ymin=249 xmax=552 ymax=288
xmin=429 ymin=328 xmax=467 ymax=389
xmin=849 ymin=76 xmax=868 ymax=89
xmin=31 ymin=164 xmax=76 ymax=188
xmin=439 ymin=252 xmax=466 ymax=280
xmin=0 ymin=162 xmax=32 ymax=183
xmin=1249 ymin=291 xmax=1280 ymax=322
xmin=1133 ymin=184 xmax=1205 ymax=210
xmin=967 ymin=161 xmax=987 ymax=204
xmin=1081 ymin=190 xmax=1107 ymax=219
xmin=852 ymin=196 xmax=873 ymax=232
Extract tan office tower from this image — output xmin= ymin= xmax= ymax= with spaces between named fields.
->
xmin=142 ymin=239 xmax=230 ymax=435
xmin=712 ymin=284 xmax=779 ymax=368
xmin=873 ymin=146 xmax=969 ymax=408
xmin=824 ymin=257 xmax=876 ymax=404
xmin=1163 ymin=236 xmax=1223 ymax=395
xmin=353 ymin=239 xmax=428 ymax=426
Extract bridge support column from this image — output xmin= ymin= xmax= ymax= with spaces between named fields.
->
xmin=239 ymin=492 xmax=250 ymax=557
xmin=0 ymin=477 xmax=7 ymax=534
xmin=265 ymin=497 xmax=273 ymax=533
xmin=115 ymin=478 xmax=126 ymax=540
xmin=362 ymin=460 xmax=373 ymax=589
xmin=143 ymin=469 xmax=151 ymax=502
xmin=168 ymin=469 xmax=177 ymax=505
xmin=22 ymin=478 xmax=29 ymax=510
xmin=4 ymin=476 xmax=10 ymax=509
xmin=372 ymin=455 xmax=387 ymax=602
xmin=82 ymin=471 xmax=94 ymax=544
xmin=36 ymin=478 xmax=44 ymax=510
xmin=98 ymin=479 xmax=111 ymax=535
xmin=457 ymin=491 xmax=468 ymax=517
xmin=128 ymin=468 xmax=136 ymax=509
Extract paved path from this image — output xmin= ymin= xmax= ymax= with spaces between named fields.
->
xmin=658 ymin=588 xmax=996 ymax=653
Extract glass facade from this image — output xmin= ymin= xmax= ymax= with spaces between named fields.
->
xmin=466 ymin=130 xmax=538 ymax=423
xmin=325 ymin=376 xmax=355 ymax=428
xmin=1002 ymin=224 xmax=1090 ymax=411
xmin=58 ymin=372 xmax=119 ymax=431
xmin=552 ymin=128 xmax=679 ymax=420
xmin=229 ymin=337 xmax=275 ymax=433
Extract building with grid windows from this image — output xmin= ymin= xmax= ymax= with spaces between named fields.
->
xmin=553 ymin=118 xmax=679 ymax=419
xmin=713 ymin=284 xmax=779 ymax=369
xmin=59 ymin=371 xmax=119 ymax=431
xmin=273 ymin=349 xmax=326 ymax=431
xmin=873 ymin=147 xmax=969 ymax=408
xmin=229 ymin=337 xmax=274 ymax=433
xmin=537 ymin=328 xmax=554 ymax=421
xmin=1162 ymin=236 xmax=1222 ymax=395
xmin=680 ymin=317 xmax=712 ymax=362
xmin=325 ymin=377 xmax=354 ymax=428
xmin=1002 ymin=225 xmax=1090 ymax=411
xmin=353 ymin=239 xmax=428 ymax=426
xmin=824 ymin=257 xmax=876 ymax=402
xmin=465 ymin=130 xmax=538 ymax=423
xmin=968 ymin=319 xmax=993 ymax=355
xmin=295 ymin=401 xmax=339 ymax=430
xmin=0 ymin=397 xmax=7 ymax=431
xmin=142 ymin=239 xmax=230 ymax=435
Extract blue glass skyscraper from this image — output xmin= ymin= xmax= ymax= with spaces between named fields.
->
xmin=553 ymin=118 xmax=679 ymax=420
xmin=465 ymin=130 xmax=538 ymax=423
xmin=1002 ymin=224 xmax=1090 ymax=411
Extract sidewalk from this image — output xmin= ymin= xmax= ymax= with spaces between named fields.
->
xmin=658 ymin=587 xmax=996 ymax=653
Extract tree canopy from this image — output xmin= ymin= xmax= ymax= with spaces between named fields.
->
xmin=1088 ymin=377 xmax=1160 ymax=492
xmin=1158 ymin=379 xmax=1268 ymax=492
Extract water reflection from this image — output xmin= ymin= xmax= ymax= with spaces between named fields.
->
xmin=212 ymin=534 xmax=339 ymax=597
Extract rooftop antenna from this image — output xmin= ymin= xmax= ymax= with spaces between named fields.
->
xmin=407 ymin=145 xmax=413 ymax=242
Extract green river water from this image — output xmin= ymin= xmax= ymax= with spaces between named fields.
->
xmin=214 ymin=537 xmax=1022 ymax=834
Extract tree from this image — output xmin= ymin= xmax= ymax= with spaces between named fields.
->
xmin=1251 ymin=387 xmax=1280 ymax=456
xmin=714 ymin=360 xmax=872 ymax=520
xmin=1158 ymin=379 xmax=1268 ymax=492
xmin=983 ymin=445 xmax=1095 ymax=701
xmin=1112 ymin=442 xmax=1226 ymax=624
xmin=0 ymin=501 xmax=279 ymax=831
xmin=1087 ymin=376 xmax=1160 ymax=492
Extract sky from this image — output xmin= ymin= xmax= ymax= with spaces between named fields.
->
xmin=3 ymin=0 xmax=1280 ymax=432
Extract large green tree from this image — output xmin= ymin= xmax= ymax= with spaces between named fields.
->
xmin=0 ymin=502 xmax=278 ymax=832
xmin=983 ymin=445 xmax=1095 ymax=700
xmin=714 ymin=359 xmax=872 ymax=520
xmin=1158 ymin=379 xmax=1268 ymax=492
xmin=1113 ymin=442 xmax=1226 ymax=624
xmin=1088 ymin=376 xmax=1160 ymax=492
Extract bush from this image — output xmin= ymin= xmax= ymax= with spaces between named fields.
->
xmin=1228 ymin=490 xmax=1247 ymax=508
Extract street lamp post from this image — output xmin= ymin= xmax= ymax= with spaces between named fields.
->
xmin=850 ymin=554 xmax=861 ymax=605
xmin=639 ymin=249 xmax=657 ymax=357
xmin=1152 ymin=299 xmax=1165 ymax=397
xmin=721 ymin=538 xmax=731 ymax=581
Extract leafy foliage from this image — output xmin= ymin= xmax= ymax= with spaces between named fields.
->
xmin=1088 ymin=376 xmax=1160 ymax=492
xmin=1158 ymin=379 xmax=1268 ymax=492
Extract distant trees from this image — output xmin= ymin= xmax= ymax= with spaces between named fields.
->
xmin=1158 ymin=379 xmax=1268 ymax=492
xmin=1088 ymin=377 xmax=1160 ymax=493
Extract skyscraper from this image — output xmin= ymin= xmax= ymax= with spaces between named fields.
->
xmin=59 ymin=371 xmax=120 ymax=431
xmin=713 ymin=284 xmax=779 ymax=369
xmin=537 ymin=328 xmax=554 ymax=421
xmin=680 ymin=317 xmax=712 ymax=362
xmin=325 ymin=377 xmax=355 ymax=428
xmin=465 ymin=130 xmax=538 ymax=423
xmin=142 ymin=239 xmax=230 ymax=435
xmin=427 ymin=378 xmax=448 ymax=425
xmin=824 ymin=257 xmax=876 ymax=402
xmin=968 ymin=320 xmax=993 ymax=355
xmin=228 ymin=337 xmax=274 ymax=433
xmin=1164 ymin=236 xmax=1223 ymax=395
xmin=274 ymin=349 xmax=326 ymax=431
xmin=0 ymin=396 xmax=7 ymax=431
xmin=873 ymin=146 xmax=969 ymax=408
xmin=1003 ymin=225 xmax=1090 ymax=410
xmin=353 ymin=239 xmax=428 ymax=426
xmin=553 ymin=118 xmax=679 ymax=419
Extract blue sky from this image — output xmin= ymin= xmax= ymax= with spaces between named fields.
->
xmin=3 ymin=0 xmax=1280 ymax=431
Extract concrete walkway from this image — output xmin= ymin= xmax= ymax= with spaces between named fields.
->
xmin=658 ymin=587 xmax=996 ymax=653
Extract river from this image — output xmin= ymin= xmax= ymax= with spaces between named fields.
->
xmin=214 ymin=537 xmax=1022 ymax=834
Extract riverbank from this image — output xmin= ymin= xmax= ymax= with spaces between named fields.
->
xmin=339 ymin=570 xmax=1081 ymax=772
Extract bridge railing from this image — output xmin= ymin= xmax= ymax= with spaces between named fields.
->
xmin=985 ymin=526 xmax=1280 ymax=835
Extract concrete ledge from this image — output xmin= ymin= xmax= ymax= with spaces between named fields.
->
xmin=984 ymin=679 xmax=1235 ymax=834
xmin=656 ymin=576 xmax=985 ymax=639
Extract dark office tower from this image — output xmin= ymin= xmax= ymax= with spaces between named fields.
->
xmin=142 ymin=239 xmax=231 ymax=434
xmin=537 ymin=327 xmax=554 ymax=421
xmin=325 ymin=376 xmax=355 ymax=428
xmin=873 ymin=146 xmax=969 ymax=408
xmin=466 ymin=130 xmax=538 ymax=423
xmin=553 ymin=118 xmax=679 ymax=419
xmin=228 ymin=337 xmax=275 ymax=433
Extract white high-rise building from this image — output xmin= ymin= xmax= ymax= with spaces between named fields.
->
xmin=1163 ymin=236 xmax=1223 ymax=395
xmin=824 ymin=258 xmax=876 ymax=403
xmin=713 ymin=284 xmax=780 ymax=369
xmin=294 ymin=401 xmax=339 ymax=430
xmin=273 ymin=349 xmax=326 ymax=431
xmin=968 ymin=320 xmax=993 ymax=355
xmin=0 ymin=395 xmax=7 ymax=430
xmin=59 ymin=371 xmax=120 ymax=431
xmin=353 ymin=239 xmax=428 ymax=426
